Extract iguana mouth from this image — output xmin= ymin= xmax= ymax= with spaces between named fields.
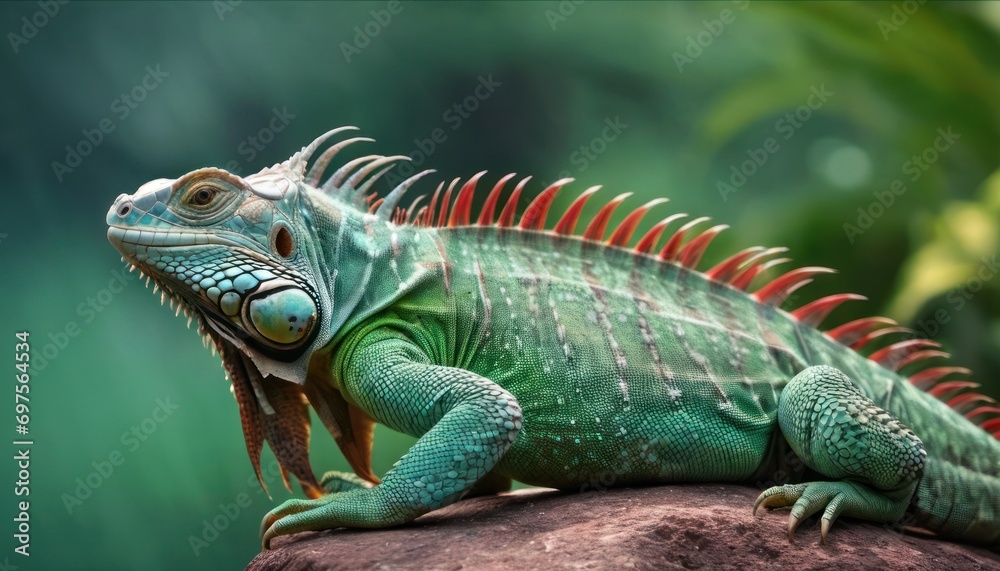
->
xmin=108 ymin=225 xmax=316 ymax=352
xmin=107 ymin=225 xmax=246 ymax=249
xmin=108 ymin=226 xmax=245 ymax=356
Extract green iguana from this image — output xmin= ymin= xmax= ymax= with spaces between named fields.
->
xmin=106 ymin=127 xmax=1000 ymax=550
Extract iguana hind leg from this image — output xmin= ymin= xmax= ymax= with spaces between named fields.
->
xmin=754 ymin=365 xmax=926 ymax=543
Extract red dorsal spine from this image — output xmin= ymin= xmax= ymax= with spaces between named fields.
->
xmin=677 ymin=225 xmax=728 ymax=269
xmin=448 ymin=171 xmax=487 ymax=227
xmin=477 ymin=173 xmax=517 ymax=226
xmin=607 ymin=199 xmax=669 ymax=247
xmin=554 ymin=186 xmax=602 ymax=236
xmin=519 ymin=179 xmax=573 ymax=230
xmin=583 ymin=193 xmax=632 ymax=240
xmin=496 ymin=177 xmax=532 ymax=227
xmin=791 ymin=293 xmax=866 ymax=327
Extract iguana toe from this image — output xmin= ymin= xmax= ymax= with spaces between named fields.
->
xmin=819 ymin=493 xmax=847 ymax=544
xmin=320 ymin=470 xmax=372 ymax=493
xmin=260 ymin=497 xmax=335 ymax=549
xmin=755 ymin=483 xmax=825 ymax=543
xmin=753 ymin=483 xmax=805 ymax=515
xmin=820 ymin=515 xmax=833 ymax=544
xmin=261 ymin=509 xmax=317 ymax=550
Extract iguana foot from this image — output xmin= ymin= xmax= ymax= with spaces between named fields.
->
xmin=257 ymin=472 xmax=374 ymax=548
xmin=753 ymin=480 xmax=905 ymax=543
xmin=259 ymin=486 xmax=418 ymax=550
xmin=259 ymin=494 xmax=342 ymax=549
xmin=260 ymin=488 xmax=376 ymax=549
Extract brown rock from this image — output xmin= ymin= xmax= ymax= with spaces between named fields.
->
xmin=246 ymin=484 xmax=1000 ymax=570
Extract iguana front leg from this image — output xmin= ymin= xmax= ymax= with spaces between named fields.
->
xmin=754 ymin=366 xmax=926 ymax=543
xmin=259 ymin=333 xmax=523 ymax=549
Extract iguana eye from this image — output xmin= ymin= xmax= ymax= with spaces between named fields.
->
xmin=183 ymin=185 xmax=220 ymax=209
xmin=192 ymin=187 xmax=216 ymax=206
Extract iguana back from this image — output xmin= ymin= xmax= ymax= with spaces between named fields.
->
xmin=378 ymin=225 xmax=998 ymax=492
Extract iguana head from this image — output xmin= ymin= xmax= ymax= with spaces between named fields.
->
xmin=106 ymin=163 xmax=329 ymax=384
xmin=106 ymin=127 xmax=430 ymax=495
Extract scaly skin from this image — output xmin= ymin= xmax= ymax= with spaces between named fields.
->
xmin=105 ymin=128 xmax=1000 ymax=551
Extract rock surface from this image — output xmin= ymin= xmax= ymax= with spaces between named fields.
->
xmin=246 ymin=484 xmax=1000 ymax=570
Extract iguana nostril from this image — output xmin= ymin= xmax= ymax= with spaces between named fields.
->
xmin=117 ymin=201 xmax=132 ymax=217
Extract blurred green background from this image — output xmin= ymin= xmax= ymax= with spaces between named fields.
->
xmin=3 ymin=1 xmax=1000 ymax=569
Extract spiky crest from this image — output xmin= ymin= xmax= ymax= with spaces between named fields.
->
xmin=288 ymin=129 xmax=1000 ymax=440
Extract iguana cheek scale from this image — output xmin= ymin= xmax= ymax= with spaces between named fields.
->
xmin=105 ymin=127 xmax=1000 ymax=550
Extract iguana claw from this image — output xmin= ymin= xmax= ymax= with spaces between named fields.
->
xmin=820 ymin=517 xmax=833 ymax=544
xmin=260 ymin=513 xmax=280 ymax=550
xmin=753 ymin=483 xmax=810 ymax=543
xmin=788 ymin=514 xmax=801 ymax=543
xmin=260 ymin=508 xmax=290 ymax=550
xmin=752 ymin=483 xmax=806 ymax=516
xmin=261 ymin=525 xmax=278 ymax=551
xmin=754 ymin=483 xmax=833 ymax=544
